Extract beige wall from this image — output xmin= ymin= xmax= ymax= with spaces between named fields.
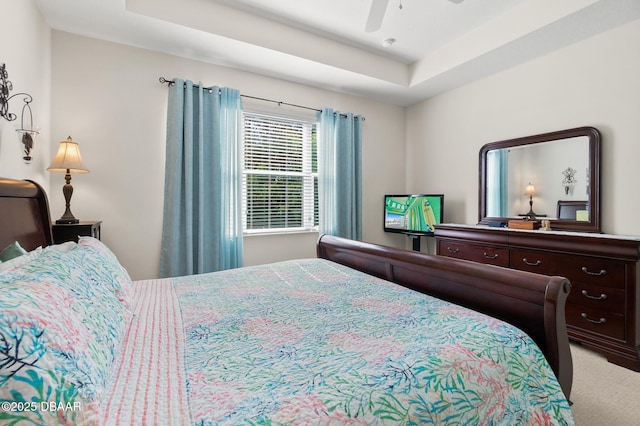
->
xmin=0 ymin=0 xmax=51 ymax=188
xmin=407 ymin=18 xmax=640 ymax=239
xmin=50 ymin=32 xmax=406 ymax=280
xmin=7 ymin=1 xmax=640 ymax=280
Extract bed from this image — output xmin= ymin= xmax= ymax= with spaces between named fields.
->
xmin=0 ymin=177 xmax=574 ymax=425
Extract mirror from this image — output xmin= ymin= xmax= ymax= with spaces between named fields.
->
xmin=479 ymin=126 xmax=601 ymax=233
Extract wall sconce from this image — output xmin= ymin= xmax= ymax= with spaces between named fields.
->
xmin=47 ymin=137 xmax=90 ymax=224
xmin=523 ymin=182 xmax=538 ymax=220
xmin=1 ymin=62 xmax=38 ymax=162
xmin=16 ymin=97 xmax=39 ymax=163
xmin=562 ymin=167 xmax=577 ymax=195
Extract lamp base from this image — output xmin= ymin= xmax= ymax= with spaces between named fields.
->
xmin=56 ymin=175 xmax=79 ymax=225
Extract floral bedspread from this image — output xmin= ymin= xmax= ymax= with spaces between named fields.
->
xmin=0 ymin=238 xmax=574 ymax=425
xmin=104 ymin=258 xmax=573 ymax=425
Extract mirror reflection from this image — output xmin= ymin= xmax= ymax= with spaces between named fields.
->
xmin=485 ymin=137 xmax=590 ymax=219
xmin=479 ymin=126 xmax=601 ymax=233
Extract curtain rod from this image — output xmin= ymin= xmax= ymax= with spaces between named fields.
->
xmin=159 ymin=77 xmax=319 ymax=112
xmin=158 ymin=77 xmax=364 ymax=120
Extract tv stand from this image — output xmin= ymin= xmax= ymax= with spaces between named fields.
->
xmin=407 ymin=234 xmax=422 ymax=251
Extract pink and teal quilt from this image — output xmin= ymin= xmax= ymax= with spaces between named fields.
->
xmin=0 ymin=238 xmax=573 ymax=424
xmin=103 ymin=258 xmax=573 ymax=425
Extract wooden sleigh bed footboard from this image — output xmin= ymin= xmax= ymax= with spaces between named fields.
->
xmin=317 ymin=234 xmax=573 ymax=399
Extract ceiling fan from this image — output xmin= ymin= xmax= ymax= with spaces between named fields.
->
xmin=365 ymin=0 xmax=464 ymax=32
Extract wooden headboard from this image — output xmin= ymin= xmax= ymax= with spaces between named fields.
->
xmin=0 ymin=177 xmax=53 ymax=251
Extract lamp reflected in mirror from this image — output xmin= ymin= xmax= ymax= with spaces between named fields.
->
xmin=523 ymin=182 xmax=538 ymax=220
xmin=47 ymin=136 xmax=90 ymax=224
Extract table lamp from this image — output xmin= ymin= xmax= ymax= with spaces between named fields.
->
xmin=524 ymin=182 xmax=538 ymax=219
xmin=47 ymin=136 xmax=90 ymax=224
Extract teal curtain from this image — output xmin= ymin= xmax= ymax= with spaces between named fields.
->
xmin=487 ymin=148 xmax=508 ymax=217
xmin=317 ymin=108 xmax=363 ymax=240
xmin=160 ymin=79 xmax=244 ymax=278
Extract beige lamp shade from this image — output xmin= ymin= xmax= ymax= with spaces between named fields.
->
xmin=47 ymin=136 xmax=90 ymax=174
xmin=524 ymin=183 xmax=535 ymax=196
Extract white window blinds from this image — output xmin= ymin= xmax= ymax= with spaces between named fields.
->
xmin=242 ymin=112 xmax=318 ymax=233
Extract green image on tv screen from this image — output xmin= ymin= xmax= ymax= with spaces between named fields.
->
xmin=384 ymin=194 xmax=443 ymax=234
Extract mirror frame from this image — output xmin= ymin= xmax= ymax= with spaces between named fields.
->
xmin=479 ymin=126 xmax=601 ymax=233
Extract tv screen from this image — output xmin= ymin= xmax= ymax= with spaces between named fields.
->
xmin=384 ymin=194 xmax=444 ymax=235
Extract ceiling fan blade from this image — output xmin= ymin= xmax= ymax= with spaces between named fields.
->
xmin=365 ymin=0 xmax=389 ymax=32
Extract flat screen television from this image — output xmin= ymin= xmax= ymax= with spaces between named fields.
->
xmin=383 ymin=194 xmax=444 ymax=236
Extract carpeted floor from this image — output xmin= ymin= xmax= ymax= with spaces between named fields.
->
xmin=569 ymin=343 xmax=640 ymax=425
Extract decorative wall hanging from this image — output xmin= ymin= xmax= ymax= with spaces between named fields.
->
xmin=16 ymin=97 xmax=38 ymax=163
xmin=1 ymin=62 xmax=38 ymax=162
xmin=0 ymin=63 xmax=13 ymax=121
xmin=562 ymin=167 xmax=577 ymax=195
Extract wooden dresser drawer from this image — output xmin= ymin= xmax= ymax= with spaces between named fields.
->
xmin=510 ymin=249 xmax=626 ymax=289
xmin=566 ymin=304 xmax=625 ymax=340
xmin=437 ymin=240 xmax=509 ymax=267
xmin=568 ymin=281 xmax=625 ymax=314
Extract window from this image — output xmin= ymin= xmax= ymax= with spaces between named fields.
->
xmin=242 ymin=112 xmax=318 ymax=233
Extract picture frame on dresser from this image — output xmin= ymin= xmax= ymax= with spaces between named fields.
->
xmin=557 ymin=200 xmax=589 ymax=221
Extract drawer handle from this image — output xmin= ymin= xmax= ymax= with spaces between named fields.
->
xmin=581 ymin=313 xmax=607 ymax=324
xmin=581 ymin=267 xmax=607 ymax=277
xmin=483 ymin=252 xmax=499 ymax=260
xmin=581 ymin=290 xmax=607 ymax=300
xmin=447 ymin=247 xmax=460 ymax=254
xmin=522 ymin=258 xmax=541 ymax=267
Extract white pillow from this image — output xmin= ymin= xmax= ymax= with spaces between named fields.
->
xmin=50 ymin=241 xmax=77 ymax=253
xmin=0 ymin=241 xmax=76 ymax=272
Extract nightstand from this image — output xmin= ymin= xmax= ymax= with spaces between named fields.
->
xmin=52 ymin=221 xmax=102 ymax=244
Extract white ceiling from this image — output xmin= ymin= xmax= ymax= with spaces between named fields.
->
xmin=35 ymin=0 xmax=640 ymax=106
xmin=213 ymin=0 xmax=527 ymax=64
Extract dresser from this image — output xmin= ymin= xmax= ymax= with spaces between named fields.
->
xmin=435 ymin=223 xmax=640 ymax=371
